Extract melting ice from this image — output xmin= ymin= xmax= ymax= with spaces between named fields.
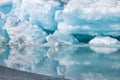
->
xmin=0 ymin=1 xmax=120 ymax=80
xmin=0 ymin=0 xmax=120 ymax=46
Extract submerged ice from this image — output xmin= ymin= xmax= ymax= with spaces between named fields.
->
xmin=0 ymin=0 xmax=120 ymax=45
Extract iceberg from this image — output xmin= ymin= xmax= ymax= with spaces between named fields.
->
xmin=3 ymin=16 xmax=47 ymax=46
xmin=46 ymin=30 xmax=79 ymax=46
xmin=0 ymin=1 xmax=120 ymax=80
xmin=89 ymin=36 xmax=120 ymax=54
xmin=58 ymin=0 xmax=120 ymax=36
xmin=89 ymin=36 xmax=120 ymax=45
xmin=0 ymin=0 xmax=12 ymax=14
xmin=13 ymin=0 xmax=62 ymax=31
xmin=0 ymin=0 xmax=120 ymax=45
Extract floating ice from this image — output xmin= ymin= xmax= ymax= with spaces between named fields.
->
xmin=3 ymin=16 xmax=47 ymax=46
xmin=89 ymin=36 xmax=120 ymax=54
xmin=0 ymin=0 xmax=12 ymax=14
xmin=89 ymin=36 xmax=120 ymax=45
xmin=46 ymin=30 xmax=79 ymax=46
xmin=13 ymin=0 xmax=62 ymax=31
xmin=0 ymin=1 xmax=120 ymax=80
xmin=57 ymin=0 xmax=120 ymax=36
xmin=0 ymin=0 xmax=120 ymax=45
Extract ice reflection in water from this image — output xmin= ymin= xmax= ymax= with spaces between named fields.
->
xmin=0 ymin=45 xmax=120 ymax=80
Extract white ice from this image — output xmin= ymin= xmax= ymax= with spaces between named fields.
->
xmin=0 ymin=0 xmax=120 ymax=45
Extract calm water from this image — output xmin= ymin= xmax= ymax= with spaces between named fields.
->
xmin=0 ymin=45 xmax=120 ymax=80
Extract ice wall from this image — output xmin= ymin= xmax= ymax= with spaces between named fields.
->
xmin=58 ymin=0 xmax=120 ymax=35
xmin=0 ymin=0 xmax=120 ymax=45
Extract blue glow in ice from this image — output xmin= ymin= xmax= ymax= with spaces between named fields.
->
xmin=0 ymin=0 xmax=120 ymax=45
xmin=0 ymin=2 xmax=12 ymax=14
xmin=0 ymin=1 xmax=120 ymax=80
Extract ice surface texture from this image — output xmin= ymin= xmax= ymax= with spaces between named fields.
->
xmin=0 ymin=0 xmax=120 ymax=45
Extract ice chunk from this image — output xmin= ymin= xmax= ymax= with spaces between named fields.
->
xmin=57 ymin=0 xmax=120 ymax=36
xmin=13 ymin=0 xmax=62 ymax=31
xmin=0 ymin=1 xmax=13 ymax=14
xmin=63 ymin=0 xmax=120 ymax=21
xmin=58 ymin=22 xmax=91 ymax=34
xmin=1 ymin=0 xmax=120 ymax=45
xmin=89 ymin=36 xmax=120 ymax=45
xmin=46 ymin=30 xmax=79 ymax=46
xmin=3 ymin=16 xmax=47 ymax=46
xmin=89 ymin=36 xmax=120 ymax=54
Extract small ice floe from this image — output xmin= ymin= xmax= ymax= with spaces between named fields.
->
xmin=89 ymin=36 xmax=120 ymax=54
xmin=89 ymin=36 xmax=120 ymax=45
xmin=46 ymin=30 xmax=79 ymax=46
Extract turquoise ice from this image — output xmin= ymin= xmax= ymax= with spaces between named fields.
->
xmin=0 ymin=0 xmax=120 ymax=45
xmin=0 ymin=0 xmax=120 ymax=80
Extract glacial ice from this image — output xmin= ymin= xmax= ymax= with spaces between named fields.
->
xmin=89 ymin=36 xmax=120 ymax=54
xmin=58 ymin=0 xmax=120 ymax=36
xmin=46 ymin=30 xmax=79 ymax=46
xmin=3 ymin=16 xmax=47 ymax=45
xmin=14 ymin=0 xmax=62 ymax=31
xmin=0 ymin=0 xmax=120 ymax=45
xmin=89 ymin=36 xmax=120 ymax=45
xmin=0 ymin=1 xmax=120 ymax=80
xmin=0 ymin=0 xmax=12 ymax=14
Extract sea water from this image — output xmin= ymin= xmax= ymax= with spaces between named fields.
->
xmin=0 ymin=45 xmax=120 ymax=80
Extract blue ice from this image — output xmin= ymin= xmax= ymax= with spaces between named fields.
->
xmin=0 ymin=0 xmax=120 ymax=46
